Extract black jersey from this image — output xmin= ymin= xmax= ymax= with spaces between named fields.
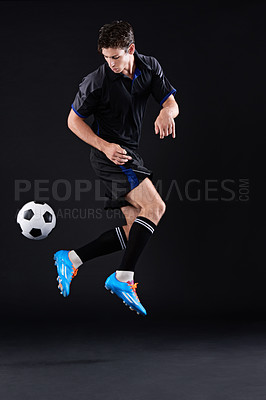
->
xmin=71 ymin=49 xmax=176 ymax=150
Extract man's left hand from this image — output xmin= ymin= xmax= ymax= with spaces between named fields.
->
xmin=154 ymin=108 xmax=176 ymax=139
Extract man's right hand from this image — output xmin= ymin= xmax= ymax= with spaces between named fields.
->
xmin=103 ymin=143 xmax=132 ymax=165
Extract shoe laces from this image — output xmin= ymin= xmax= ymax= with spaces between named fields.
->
xmin=71 ymin=266 xmax=78 ymax=281
xmin=128 ymin=281 xmax=139 ymax=301
xmin=67 ymin=252 xmax=78 ymax=282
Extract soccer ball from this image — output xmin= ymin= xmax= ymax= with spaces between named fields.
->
xmin=17 ymin=201 xmax=56 ymax=240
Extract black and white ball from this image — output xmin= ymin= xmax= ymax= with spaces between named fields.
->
xmin=17 ymin=201 xmax=56 ymax=240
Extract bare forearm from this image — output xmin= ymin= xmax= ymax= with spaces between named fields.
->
xmin=68 ymin=118 xmax=108 ymax=153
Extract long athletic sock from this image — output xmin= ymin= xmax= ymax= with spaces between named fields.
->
xmin=71 ymin=227 xmax=127 ymax=266
xmin=118 ymin=216 xmax=157 ymax=273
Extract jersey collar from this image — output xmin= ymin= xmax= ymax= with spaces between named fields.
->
xmin=134 ymin=49 xmax=152 ymax=71
xmin=105 ymin=48 xmax=151 ymax=81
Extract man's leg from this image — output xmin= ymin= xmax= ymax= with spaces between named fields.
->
xmin=112 ymin=204 xmax=141 ymax=282
xmin=105 ymin=178 xmax=166 ymax=315
xmin=70 ymin=226 xmax=128 ymax=268
xmin=118 ymin=177 xmax=165 ymax=274
xmin=68 ymin=204 xmax=140 ymax=268
xmin=54 ymin=206 xmax=139 ymax=297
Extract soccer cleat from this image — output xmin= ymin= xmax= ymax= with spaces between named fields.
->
xmin=105 ymin=272 xmax=147 ymax=316
xmin=53 ymin=250 xmax=78 ymax=297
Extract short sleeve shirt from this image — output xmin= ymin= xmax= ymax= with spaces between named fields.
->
xmin=71 ymin=49 xmax=176 ymax=150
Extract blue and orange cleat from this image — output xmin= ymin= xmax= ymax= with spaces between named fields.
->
xmin=53 ymin=250 xmax=78 ymax=297
xmin=105 ymin=272 xmax=147 ymax=316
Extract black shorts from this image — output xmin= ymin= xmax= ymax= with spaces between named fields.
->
xmin=90 ymin=145 xmax=153 ymax=210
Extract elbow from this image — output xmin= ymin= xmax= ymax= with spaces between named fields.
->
xmin=67 ymin=114 xmax=73 ymax=130
xmin=67 ymin=108 xmax=86 ymax=130
xmin=67 ymin=110 xmax=78 ymax=131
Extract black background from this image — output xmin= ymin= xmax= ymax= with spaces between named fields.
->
xmin=1 ymin=0 xmax=265 ymax=325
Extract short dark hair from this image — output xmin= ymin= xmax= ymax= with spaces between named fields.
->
xmin=97 ymin=20 xmax=135 ymax=53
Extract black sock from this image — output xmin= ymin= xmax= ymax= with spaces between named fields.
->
xmin=119 ymin=216 xmax=157 ymax=272
xmin=74 ymin=227 xmax=127 ymax=263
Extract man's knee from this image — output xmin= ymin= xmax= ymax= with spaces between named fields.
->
xmin=155 ymin=199 xmax=166 ymax=218
xmin=159 ymin=200 xmax=166 ymax=216
xmin=141 ymin=199 xmax=166 ymax=221
xmin=121 ymin=205 xmax=141 ymax=224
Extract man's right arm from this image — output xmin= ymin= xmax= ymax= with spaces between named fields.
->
xmin=67 ymin=109 xmax=132 ymax=165
xmin=67 ymin=108 xmax=108 ymax=153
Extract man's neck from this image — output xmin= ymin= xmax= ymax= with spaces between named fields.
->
xmin=122 ymin=53 xmax=136 ymax=79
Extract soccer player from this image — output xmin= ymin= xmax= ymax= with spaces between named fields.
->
xmin=54 ymin=20 xmax=179 ymax=316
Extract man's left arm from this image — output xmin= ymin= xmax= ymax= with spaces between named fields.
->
xmin=154 ymin=95 xmax=179 ymax=139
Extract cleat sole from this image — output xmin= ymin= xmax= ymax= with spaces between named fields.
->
xmin=104 ymin=282 xmax=146 ymax=316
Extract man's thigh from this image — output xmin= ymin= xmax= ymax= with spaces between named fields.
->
xmin=124 ymin=177 xmax=163 ymax=208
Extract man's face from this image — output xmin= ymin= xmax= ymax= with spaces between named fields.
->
xmin=101 ymin=46 xmax=134 ymax=73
